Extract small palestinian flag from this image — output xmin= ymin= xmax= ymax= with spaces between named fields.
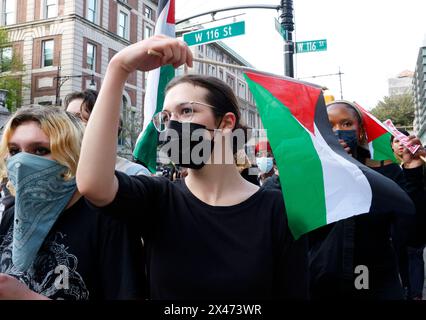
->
xmin=244 ymin=71 xmax=413 ymax=238
xmin=353 ymin=102 xmax=397 ymax=163
xmin=133 ymin=0 xmax=175 ymax=173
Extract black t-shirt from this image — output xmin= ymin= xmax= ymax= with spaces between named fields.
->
xmin=103 ymin=172 xmax=309 ymax=300
xmin=0 ymin=197 xmax=146 ymax=300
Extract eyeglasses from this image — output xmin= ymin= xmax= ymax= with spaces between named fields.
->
xmin=152 ymin=101 xmax=216 ymax=132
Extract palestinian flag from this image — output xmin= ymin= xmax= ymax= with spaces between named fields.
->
xmin=354 ymin=102 xmax=397 ymax=162
xmin=133 ymin=0 xmax=175 ymax=172
xmin=244 ymin=71 xmax=413 ymax=238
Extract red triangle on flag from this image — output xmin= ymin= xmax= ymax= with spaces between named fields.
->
xmin=354 ymin=102 xmax=388 ymax=142
xmin=167 ymin=0 xmax=175 ymax=24
xmin=245 ymin=71 xmax=321 ymax=134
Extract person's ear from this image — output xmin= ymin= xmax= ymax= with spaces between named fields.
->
xmin=359 ymin=128 xmax=367 ymax=144
xmin=218 ymin=112 xmax=236 ymax=132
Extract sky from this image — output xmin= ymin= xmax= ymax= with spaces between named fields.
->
xmin=175 ymin=0 xmax=426 ymax=110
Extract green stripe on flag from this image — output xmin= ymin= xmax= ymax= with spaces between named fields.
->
xmin=371 ymin=132 xmax=397 ymax=162
xmin=133 ymin=65 xmax=175 ymax=173
xmin=245 ymin=76 xmax=327 ymax=238
xmin=133 ymin=122 xmax=159 ymax=173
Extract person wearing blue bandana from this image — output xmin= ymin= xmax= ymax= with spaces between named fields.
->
xmin=0 ymin=106 xmax=145 ymax=300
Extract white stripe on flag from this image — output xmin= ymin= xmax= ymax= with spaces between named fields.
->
xmin=139 ymin=0 xmax=175 ymax=137
xmin=313 ymin=125 xmax=372 ymax=223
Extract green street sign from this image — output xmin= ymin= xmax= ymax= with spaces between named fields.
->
xmin=183 ymin=21 xmax=245 ymax=46
xmin=295 ymin=39 xmax=327 ymax=53
xmin=274 ymin=18 xmax=288 ymax=41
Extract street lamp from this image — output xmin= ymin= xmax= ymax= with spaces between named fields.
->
xmin=280 ymin=0 xmax=295 ymax=77
xmin=0 ymin=89 xmax=11 ymax=130
xmin=54 ymin=73 xmax=96 ymax=106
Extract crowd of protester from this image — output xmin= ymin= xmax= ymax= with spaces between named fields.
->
xmin=0 ymin=35 xmax=424 ymax=300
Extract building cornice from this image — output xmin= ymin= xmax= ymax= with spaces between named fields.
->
xmin=3 ymin=14 xmax=131 ymax=46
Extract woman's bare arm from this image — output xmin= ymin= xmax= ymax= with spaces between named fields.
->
xmin=76 ymin=35 xmax=192 ymax=206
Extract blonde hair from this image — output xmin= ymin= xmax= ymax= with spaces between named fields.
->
xmin=0 ymin=106 xmax=85 ymax=183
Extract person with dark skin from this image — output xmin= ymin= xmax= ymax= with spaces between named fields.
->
xmin=308 ymin=100 xmax=423 ymax=300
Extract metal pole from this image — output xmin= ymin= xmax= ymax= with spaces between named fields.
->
xmin=338 ymin=66 xmax=343 ymax=99
xmin=55 ymin=64 xmax=61 ymax=106
xmin=281 ymin=0 xmax=294 ymax=78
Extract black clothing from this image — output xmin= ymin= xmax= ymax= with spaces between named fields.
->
xmin=309 ymin=164 xmax=415 ymax=300
xmin=103 ymin=171 xmax=309 ymax=300
xmin=240 ymin=167 xmax=260 ymax=185
xmin=402 ymin=166 xmax=426 ymax=246
xmin=0 ymin=197 xmax=146 ymax=300
xmin=262 ymin=175 xmax=281 ymax=190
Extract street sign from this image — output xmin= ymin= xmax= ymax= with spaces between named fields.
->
xmin=295 ymin=39 xmax=327 ymax=53
xmin=183 ymin=21 xmax=245 ymax=46
xmin=274 ymin=18 xmax=288 ymax=41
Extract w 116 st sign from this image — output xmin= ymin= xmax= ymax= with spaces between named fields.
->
xmin=183 ymin=21 xmax=245 ymax=46
xmin=296 ymin=39 xmax=327 ymax=53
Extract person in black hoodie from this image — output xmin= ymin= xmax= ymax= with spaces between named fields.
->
xmin=307 ymin=100 xmax=419 ymax=300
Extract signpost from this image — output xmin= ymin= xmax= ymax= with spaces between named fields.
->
xmin=274 ymin=18 xmax=288 ymax=41
xmin=295 ymin=39 xmax=327 ymax=53
xmin=183 ymin=21 xmax=245 ymax=46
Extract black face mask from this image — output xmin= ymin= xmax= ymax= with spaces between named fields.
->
xmin=158 ymin=120 xmax=215 ymax=170
xmin=335 ymin=129 xmax=359 ymax=157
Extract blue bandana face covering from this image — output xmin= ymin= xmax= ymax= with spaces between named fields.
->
xmin=6 ymin=152 xmax=77 ymax=271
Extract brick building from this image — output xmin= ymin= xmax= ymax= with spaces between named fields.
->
xmin=1 ymin=1 xmax=262 ymax=155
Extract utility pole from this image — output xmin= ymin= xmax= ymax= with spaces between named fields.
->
xmin=298 ymin=68 xmax=345 ymax=99
xmin=280 ymin=0 xmax=294 ymax=77
xmin=338 ymin=66 xmax=343 ymax=99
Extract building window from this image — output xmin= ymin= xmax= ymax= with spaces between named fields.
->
xmin=86 ymin=43 xmax=96 ymax=71
xmin=217 ymin=52 xmax=223 ymax=62
xmin=2 ymin=0 xmax=16 ymax=25
xmin=0 ymin=47 xmax=12 ymax=72
xmin=248 ymin=111 xmax=255 ymax=128
xmin=144 ymin=6 xmax=153 ymax=20
xmin=226 ymin=74 xmax=235 ymax=90
xmin=238 ymin=81 xmax=246 ymax=99
xmin=208 ymin=64 xmax=216 ymax=76
xmin=144 ymin=25 xmax=153 ymax=39
xmin=219 ymin=68 xmax=223 ymax=80
xmin=45 ymin=0 xmax=58 ymax=19
xmin=87 ymin=0 xmax=98 ymax=23
xmin=42 ymin=39 xmax=54 ymax=67
xmin=197 ymin=62 xmax=204 ymax=75
xmin=118 ymin=10 xmax=129 ymax=40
